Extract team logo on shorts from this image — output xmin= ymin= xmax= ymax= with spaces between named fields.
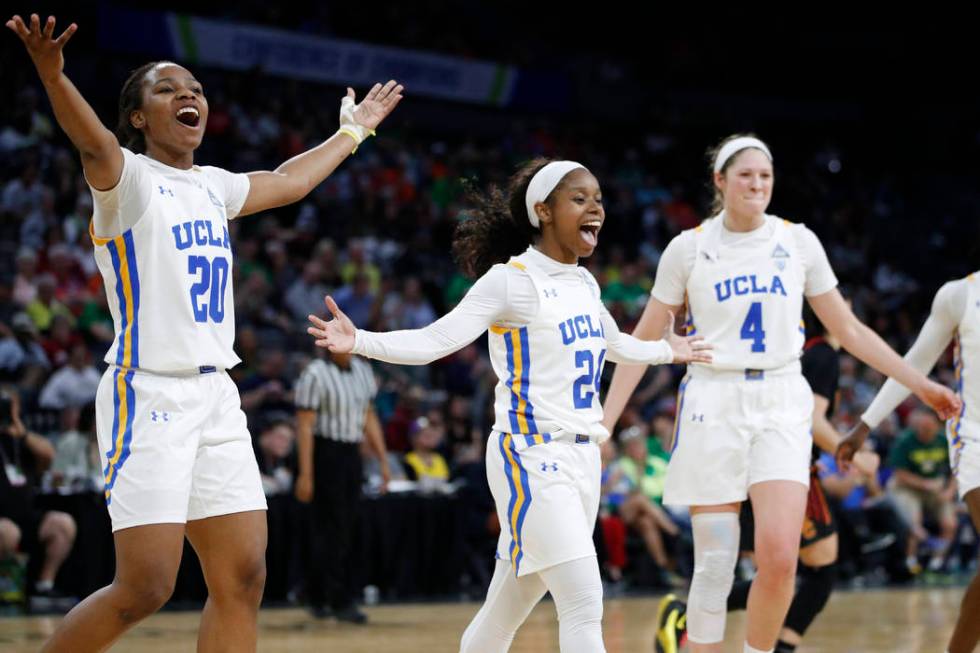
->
xmin=772 ymin=243 xmax=790 ymax=271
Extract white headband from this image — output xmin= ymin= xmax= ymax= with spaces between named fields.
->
xmin=524 ymin=160 xmax=587 ymax=228
xmin=713 ymin=137 xmax=773 ymax=173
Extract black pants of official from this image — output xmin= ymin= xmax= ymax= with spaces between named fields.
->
xmin=308 ymin=438 xmax=362 ymax=611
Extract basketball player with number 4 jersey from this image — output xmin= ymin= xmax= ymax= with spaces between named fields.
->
xmin=602 ymin=134 xmax=959 ymax=653
xmin=7 ymin=11 xmax=403 ymax=652
xmin=308 ymin=159 xmax=711 ymax=653
xmin=838 ymin=272 xmax=980 ymax=653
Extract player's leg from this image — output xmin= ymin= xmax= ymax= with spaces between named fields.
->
xmin=687 ymin=505 xmax=741 ymax=653
xmin=744 ymin=480 xmax=808 ymax=652
xmin=946 ymin=487 xmax=980 ymax=653
xmin=40 ymin=523 xmax=185 ymax=652
xmin=776 ymin=533 xmax=837 ymax=651
xmin=184 ymin=373 xmax=269 ymax=651
xmin=539 ymin=556 xmax=605 ymax=653
xmin=186 ymin=510 xmax=267 ymax=653
xmin=459 ymin=559 xmax=547 ymax=653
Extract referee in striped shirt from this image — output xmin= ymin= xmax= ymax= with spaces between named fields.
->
xmin=295 ymin=349 xmax=390 ymax=623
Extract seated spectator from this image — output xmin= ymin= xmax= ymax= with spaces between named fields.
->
xmin=256 ymin=418 xmax=297 ymax=497
xmin=612 ymin=427 xmax=682 ymax=586
xmin=886 ymin=408 xmax=957 ymax=573
xmin=0 ymin=388 xmax=76 ymax=609
xmin=38 ymin=344 xmax=100 ymax=410
xmin=404 ymin=417 xmax=450 ymax=484
xmin=41 ymin=314 xmax=82 ymax=370
xmin=49 ymin=403 xmax=101 ymax=493
xmin=333 ymin=272 xmax=377 ymax=329
xmin=360 ymin=437 xmax=407 ymax=493
xmin=598 ymin=438 xmax=630 ymax=583
xmin=284 ymin=261 xmax=328 ymax=325
xmin=0 ymin=313 xmax=50 ymax=392
xmin=819 ymin=448 xmax=911 ymax=581
xmin=25 ymin=274 xmax=74 ymax=334
xmin=239 ymin=349 xmax=294 ymax=420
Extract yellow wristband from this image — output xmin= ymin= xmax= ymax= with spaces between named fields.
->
xmin=338 ymin=127 xmax=377 ymax=154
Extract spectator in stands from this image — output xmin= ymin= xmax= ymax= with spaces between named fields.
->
xmin=256 ymin=418 xmax=296 ymax=497
xmin=0 ymin=387 xmax=77 ymax=607
xmin=404 ymin=416 xmax=450 ymax=484
xmin=887 ymin=407 xmax=957 ymax=573
xmin=38 ymin=343 xmax=100 ymax=410
xmin=50 ymin=402 xmax=100 ymax=492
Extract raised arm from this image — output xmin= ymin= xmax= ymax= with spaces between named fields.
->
xmin=238 ymin=82 xmax=403 ymax=217
xmin=6 ymin=14 xmax=122 ymax=190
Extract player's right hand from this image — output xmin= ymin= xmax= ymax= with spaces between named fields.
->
xmin=836 ymin=421 xmax=871 ymax=471
xmin=916 ymin=379 xmax=961 ymax=421
xmin=308 ymin=296 xmax=356 ymax=353
xmin=5 ymin=14 xmax=77 ymax=84
xmin=295 ymin=473 xmax=313 ymax=503
xmin=663 ymin=311 xmax=712 ymax=364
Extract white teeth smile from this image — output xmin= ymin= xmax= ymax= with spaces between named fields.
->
xmin=177 ymin=107 xmax=199 ymax=118
xmin=582 ymin=220 xmax=601 ymax=228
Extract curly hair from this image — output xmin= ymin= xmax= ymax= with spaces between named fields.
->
xmin=451 ymin=158 xmax=557 ymax=279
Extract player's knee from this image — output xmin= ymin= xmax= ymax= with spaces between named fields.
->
xmin=236 ymin=555 xmax=267 ymax=603
xmin=691 ymin=550 xmax=736 ymax=612
xmin=757 ymin=542 xmax=799 ymax=583
xmin=116 ymin=577 xmax=176 ymax=623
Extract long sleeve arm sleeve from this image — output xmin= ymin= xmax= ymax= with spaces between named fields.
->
xmin=861 ymin=281 xmax=964 ymax=427
xmin=600 ymin=305 xmax=673 ymax=365
xmin=352 ymin=266 xmax=517 ymax=365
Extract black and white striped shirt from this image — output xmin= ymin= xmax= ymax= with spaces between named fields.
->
xmin=294 ymin=356 xmax=378 ymax=443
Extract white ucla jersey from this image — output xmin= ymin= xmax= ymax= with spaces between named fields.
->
xmin=951 ymin=274 xmax=980 ymax=436
xmin=488 ymin=254 xmax=607 ymax=445
xmin=685 ymin=214 xmax=806 ymax=370
xmin=90 ymin=150 xmax=247 ymax=372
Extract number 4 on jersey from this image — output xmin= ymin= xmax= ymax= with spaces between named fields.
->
xmin=740 ymin=301 xmax=766 ymax=352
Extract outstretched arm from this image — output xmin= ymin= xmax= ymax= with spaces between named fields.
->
xmin=308 ymin=267 xmax=512 ymax=365
xmin=239 ymin=82 xmax=403 ymax=216
xmin=6 ymin=14 xmax=122 ymax=190
xmin=809 ymin=288 xmax=960 ymax=421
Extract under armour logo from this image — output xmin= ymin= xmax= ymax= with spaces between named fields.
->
xmin=691 ymin=413 xmax=704 ymax=423
xmin=543 ymin=288 xmax=558 ymax=298
xmin=150 ymin=410 xmax=170 ymax=422
xmin=158 ymin=186 xmax=174 ymax=197
xmin=540 ymin=462 xmax=558 ymax=472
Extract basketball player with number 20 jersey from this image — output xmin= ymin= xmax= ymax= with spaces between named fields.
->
xmin=7 ymin=11 xmax=404 ymax=651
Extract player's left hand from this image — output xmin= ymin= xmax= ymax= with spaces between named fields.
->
xmin=346 ymin=80 xmax=404 ymax=132
xmin=307 ymin=296 xmax=356 ymax=353
xmin=663 ymin=311 xmax=712 ymax=364
xmin=916 ymin=380 xmax=961 ymax=421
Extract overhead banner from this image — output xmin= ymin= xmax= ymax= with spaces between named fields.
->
xmin=99 ymin=8 xmax=517 ymax=106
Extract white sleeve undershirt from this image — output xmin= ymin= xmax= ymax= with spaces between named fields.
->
xmin=861 ymin=279 xmax=967 ymax=427
xmin=353 ymin=261 xmax=673 ymax=366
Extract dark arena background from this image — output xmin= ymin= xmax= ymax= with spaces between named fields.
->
xmin=0 ymin=3 xmax=978 ymax=651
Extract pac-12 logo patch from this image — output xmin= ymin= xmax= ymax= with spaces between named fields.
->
xmin=771 ymin=243 xmax=790 ymax=270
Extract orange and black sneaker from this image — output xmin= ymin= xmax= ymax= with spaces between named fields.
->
xmin=654 ymin=593 xmax=687 ymax=653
